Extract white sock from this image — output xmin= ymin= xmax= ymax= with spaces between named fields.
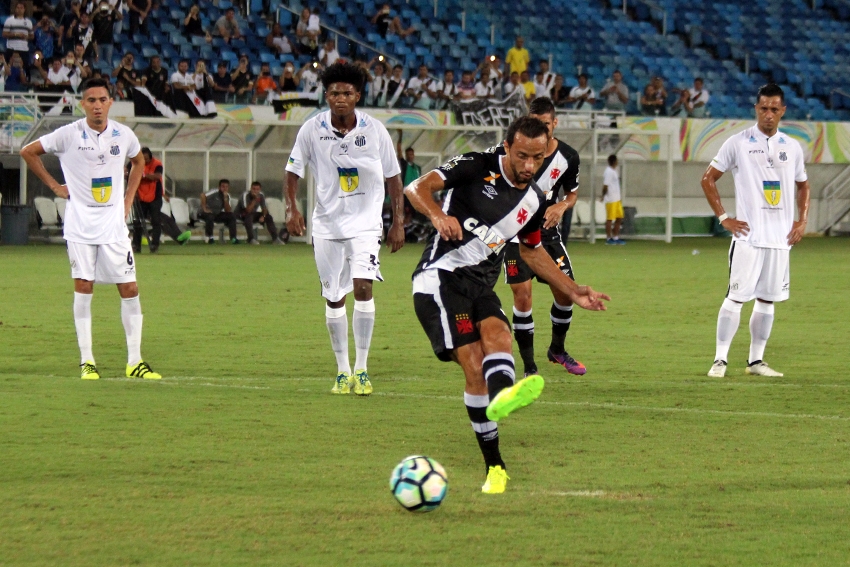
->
xmin=326 ymin=305 xmax=350 ymax=374
xmin=353 ymin=299 xmax=376 ymax=371
xmin=748 ymin=301 xmax=775 ymax=364
xmin=121 ymin=296 xmax=143 ymax=366
xmin=74 ymin=292 xmax=94 ymax=364
xmin=715 ymin=298 xmax=742 ymax=362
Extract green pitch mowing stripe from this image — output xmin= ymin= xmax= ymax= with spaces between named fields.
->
xmin=1 ymin=239 xmax=849 ymax=566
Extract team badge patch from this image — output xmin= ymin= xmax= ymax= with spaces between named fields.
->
xmin=779 ymin=151 xmax=787 ymax=162
xmin=338 ymin=167 xmax=359 ymax=193
xmin=91 ymin=177 xmax=112 ymax=203
xmin=110 ymin=145 xmax=120 ymax=156
xmin=550 ymin=168 xmax=561 ymax=179
xmin=455 ymin=314 xmax=474 ymax=334
xmin=355 ymin=135 xmax=366 ymax=147
xmin=505 ymin=260 xmax=519 ymax=277
xmin=763 ymin=180 xmax=781 ymax=206
xmin=516 ymin=208 xmax=529 ymax=224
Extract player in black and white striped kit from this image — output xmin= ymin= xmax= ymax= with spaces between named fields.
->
xmin=500 ymin=97 xmax=585 ymax=377
xmin=405 ymin=117 xmax=610 ymax=494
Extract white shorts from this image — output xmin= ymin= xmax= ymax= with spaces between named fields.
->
xmin=727 ymin=241 xmax=789 ymax=302
xmin=313 ymin=235 xmax=383 ymax=302
xmin=67 ymin=240 xmax=137 ymax=284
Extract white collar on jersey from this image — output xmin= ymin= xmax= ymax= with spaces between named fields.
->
xmin=82 ymin=118 xmax=113 ymax=138
xmin=498 ymin=154 xmax=516 ymax=188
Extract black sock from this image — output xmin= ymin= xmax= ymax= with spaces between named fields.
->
xmin=464 ymin=392 xmax=505 ymax=472
xmin=549 ymin=301 xmax=573 ymax=353
xmin=482 ymin=353 xmax=516 ymax=401
xmin=512 ymin=306 xmax=536 ymax=373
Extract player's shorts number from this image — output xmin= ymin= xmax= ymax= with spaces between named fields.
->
xmin=127 ymin=252 xmax=133 ymax=266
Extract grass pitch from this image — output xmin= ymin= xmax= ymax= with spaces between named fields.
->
xmin=1 ymin=238 xmax=849 ymax=566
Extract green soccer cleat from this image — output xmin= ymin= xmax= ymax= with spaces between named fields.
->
xmin=177 ymin=230 xmax=192 ymax=243
xmin=80 ymin=361 xmax=100 ymax=380
xmin=485 ymin=374 xmax=545 ymax=422
xmin=331 ymin=371 xmax=353 ymax=394
xmin=126 ymin=361 xmax=162 ymax=379
xmin=353 ymin=369 xmax=373 ymax=396
xmin=481 ymin=465 xmax=510 ymax=494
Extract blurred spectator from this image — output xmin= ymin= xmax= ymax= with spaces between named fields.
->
xmin=266 ymin=22 xmax=293 ymax=55
xmin=254 ymin=61 xmax=277 ymax=102
xmin=475 ymin=66 xmax=496 ymax=101
xmin=183 ymin=4 xmax=209 ymax=41
xmin=456 ymin=70 xmax=476 ymax=100
xmin=600 ymin=70 xmax=629 ymax=111
xmin=111 ymin=52 xmax=140 ymax=98
xmin=396 ymin=130 xmax=421 ymax=186
xmin=58 ymin=1 xmax=81 ymax=55
xmin=132 ymin=147 xmax=165 ymax=253
xmin=432 ymin=69 xmax=456 ymax=109
xmin=279 ymin=61 xmax=298 ymax=92
xmin=505 ymin=36 xmax=529 ymax=75
xmin=319 ymin=38 xmax=339 ymax=67
xmin=533 ymin=70 xmax=549 ymax=99
xmin=520 ymin=70 xmax=535 ymax=103
xmin=72 ymin=42 xmax=92 ymax=78
xmin=214 ymin=7 xmax=242 ymax=43
xmin=3 ymin=2 xmax=34 ymax=69
xmin=4 ymin=52 xmax=29 ymax=91
xmin=70 ymin=12 xmax=94 ymax=64
xmin=503 ymin=71 xmax=520 ymax=97
xmin=33 ymin=14 xmax=58 ymax=61
xmin=568 ymin=74 xmax=596 ymax=110
xmin=308 ymin=7 xmax=321 ymax=37
xmin=537 ymin=60 xmax=555 ymax=93
xmin=231 ymin=55 xmax=254 ymax=103
xmin=297 ymin=60 xmax=321 ymax=95
xmin=296 ymin=8 xmax=318 ymax=56
xmin=405 ymin=64 xmax=433 ymax=109
xmin=365 ymin=58 xmax=388 ymax=106
xmin=371 ymin=3 xmax=415 ymax=38
xmin=46 ymin=55 xmax=72 ymax=89
xmin=30 ymin=50 xmax=48 ymax=89
xmin=170 ymin=58 xmax=195 ymax=96
xmin=92 ymin=1 xmax=120 ymax=66
xmin=640 ymin=76 xmax=667 ymax=115
xmin=212 ymin=61 xmax=235 ymax=102
xmin=386 ymin=63 xmax=406 ymax=107
xmin=685 ymin=77 xmax=709 ymax=117
xmin=127 ymin=0 xmax=150 ymax=35
xmin=551 ymin=74 xmax=570 ymax=107
xmin=62 ymin=50 xmax=86 ymax=90
xmin=193 ymin=60 xmax=215 ymax=100
xmin=235 ymin=181 xmax=287 ymax=245
xmin=141 ymin=54 xmax=169 ymax=100
xmin=200 ymin=179 xmax=239 ymax=245
xmin=483 ymin=55 xmax=504 ymax=87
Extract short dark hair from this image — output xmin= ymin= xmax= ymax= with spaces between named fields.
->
xmin=578 ymin=73 xmax=588 ymax=80
xmin=79 ymin=77 xmax=111 ymax=95
xmin=219 ymin=179 xmax=230 ymax=186
xmin=505 ymin=116 xmax=549 ymax=146
xmin=321 ymin=61 xmax=367 ymax=92
xmin=405 ymin=146 xmax=414 ymax=153
xmin=528 ymin=97 xmax=555 ymax=117
xmin=757 ymin=83 xmax=784 ymax=103
xmin=607 ymin=154 xmax=618 ymax=165
xmin=251 ymin=181 xmax=262 ymax=187
xmin=694 ymin=77 xmax=704 ymax=83
xmin=179 ymin=58 xmax=190 ymax=66
xmin=141 ymin=147 xmax=152 ymax=157
xmin=218 ymin=61 xmax=227 ymax=68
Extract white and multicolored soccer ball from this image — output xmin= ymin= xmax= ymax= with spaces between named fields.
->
xmin=389 ymin=455 xmax=448 ymax=512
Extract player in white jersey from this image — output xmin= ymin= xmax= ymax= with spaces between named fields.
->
xmin=285 ymin=62 xmax=405 ymax=396
xmin=20 ymin=78 xmax=161 ymax=381
xmin=701 ymin=83 xmax=810 ymax=378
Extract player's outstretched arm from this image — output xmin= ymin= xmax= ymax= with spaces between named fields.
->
xmin=520 ymin=243 xmax=610 ymax=311
xmin=20 ymin=141 xmax=69 ymax=198
xmin=701 ymin=165 xmax=749 ymax=237
xmin=125 ymin=151 xmax=145 ymax=217
xmin=386 ymin=174 xmax=405 ymax=253
xmin=284 ymin=171 xmax=306 ymax=236
xmin=404 ymin=171 xmax=462 ymax=241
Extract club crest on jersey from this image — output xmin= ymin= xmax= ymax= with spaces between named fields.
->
xmin=110 ymin=145 xmax=120 ymax=156
xmin=91 ymin=176 xmax=112 ymax=203
xmin=355 ymin=135 xmax=366 ymax=147
xmin=763 ymin=180 xmax=781 ymax=206
xmin=505 ymin=260 xmax=519 ymax=277
xmin=463 ymin=217 xmax=506 ymax=253
xmin=337 ymin=167 xmax=359 ymax=193
xmin=455 ymin=314 xmax=474 ymax=334
xmin=779 ymin=151 xmax=787 ymax=162
xmin=482 ymin=185 xmax=497 ymax=199
xmin=516 ymin=208 xmax=529 ymax=224
xmin=550 ymin=168 xmax=561 ymax=180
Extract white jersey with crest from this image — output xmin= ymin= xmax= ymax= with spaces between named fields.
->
xmin=39 ymin=119 xmax=141 ymax=244
xmin=285 ymin=109 xmax=400 ymax=240
xmin=711 ymin=125 xmax=806 ymax=250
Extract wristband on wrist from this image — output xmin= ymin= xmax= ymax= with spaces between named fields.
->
xmin=717 ymin=213 xmax=728 ymax=222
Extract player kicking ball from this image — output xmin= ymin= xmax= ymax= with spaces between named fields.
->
xmin=20 ymin=78 xmax=161 ymax=380
xmin=285 ymin=62 xmax=405 ymax=395
xmin=405 ymin=117 xmax=610 ymax=493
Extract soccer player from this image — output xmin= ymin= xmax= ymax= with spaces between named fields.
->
xmin=285 ymin=61 xmax=405 ymax=396
xmin=20 ymin=77 xmax=161 ymax=380
xmin=500 ymin=97 xmax=584 ymax=377
xmin=405 ymin=117 xmax=610 ymax=493
xmin=701 ymin=83 xmax=810 ymax=378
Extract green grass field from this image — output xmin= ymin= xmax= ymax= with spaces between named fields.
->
xmin=2 ymin=238 xmax=849 ymax=566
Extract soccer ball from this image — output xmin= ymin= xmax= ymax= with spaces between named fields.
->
xmin=389 ymin=455 xmax=448 ymax=512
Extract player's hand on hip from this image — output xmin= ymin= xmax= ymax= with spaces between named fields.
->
xmin=52 ymin=184 xmax=69 ymax=198
xmin=387 ymin=222 xmax=405 ymax=253
xmin=543 ymin=202 xmax=566 ymax=229
xmin=721 ymin=217 xmax=749 ymax=238
xmin=432 ymin=214 xmax=462 ymax=241
xmin=787 ymin=220 xmax=806 ymax=246
xmin=286 ymin=210 xmax=306 ymax=236
xmin=572 ymin=285 xmax=610 ymax=311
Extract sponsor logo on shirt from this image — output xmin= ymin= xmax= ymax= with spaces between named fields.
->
xmin=455 ymin=314 xmax=474 ymax=334
xmin=463 ymin=217 xmax=506 ymax=253
xmin=749 ymin=136 xmax=757 ymax=143
xmin=482 ymin=185 xmax=497 ymax=199
xmin=112 ymin=128 xmax=120 ymax=137
xmin=778 ymin=137 xmax=786 ymax=144
xmin=748 ymin=150 xmax=764 ymax=154
xmin=763 ymin=180 xmax=781 ymax=206
xmin=288 ymin=157 xmax=296 ymax=165
xmin=320 ymin=136 xmax=336 ymax=141
xmin=337 ymin=167 xmax=359 ymax=193
xmin=91 ymin=177 xmax=112 ymax=203
xmin=484 ymin=171 xmax=501 ymax=183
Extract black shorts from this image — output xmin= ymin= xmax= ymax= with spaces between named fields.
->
xmin=412 ymin=269 xmax=510 ymax=362
xmin=503 ymin=241 xmax=575 ymax=285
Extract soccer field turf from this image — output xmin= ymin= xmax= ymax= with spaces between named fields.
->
xmin=1 ymin=238 xmax=849 ymax=566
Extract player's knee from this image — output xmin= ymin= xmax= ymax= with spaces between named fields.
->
xmin=118 ymin=282 xmax=139 ymax=298
xmin=352 ymin=280 xmax=373 ymax=301
xmin=511 ymin=287 xmax=532 ymax=312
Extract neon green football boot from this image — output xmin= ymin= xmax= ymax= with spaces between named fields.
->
xmin=332 ymin=371 xmax=353 ymax=394
xmin=126 ymin=361 xmax=162 ymax=379
xmin=481 ymin=466 xmax=510 ymax=494
xmin=80 ymin=361 xmax=100 ymax=380
xmin=353 ymin=369 xmax=373 ymax=396
xmin=485 ymin=375 xmax=545 ymax=422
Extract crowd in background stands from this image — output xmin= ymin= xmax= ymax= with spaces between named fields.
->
xmin=2 ymin=1 xmax=709 ymax=115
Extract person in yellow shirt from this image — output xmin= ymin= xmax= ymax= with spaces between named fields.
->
xmin=520 ymin=70 xmax=535 ymax=103
xmin=505 ymin=36 xmax=530 ymax=75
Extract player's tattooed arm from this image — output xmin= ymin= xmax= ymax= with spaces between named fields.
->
xmin=386 ymin=174 xmax=405 ymax=253
xmin=20 ymin=140 xmax=69 ymax=198
xmin=520 ymin=244 xmax=610 ymax=311
xmin=404 ymin=171 xmax=462 ymax=241
xmin=125 ymin=151 xmax=145 ymax=217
